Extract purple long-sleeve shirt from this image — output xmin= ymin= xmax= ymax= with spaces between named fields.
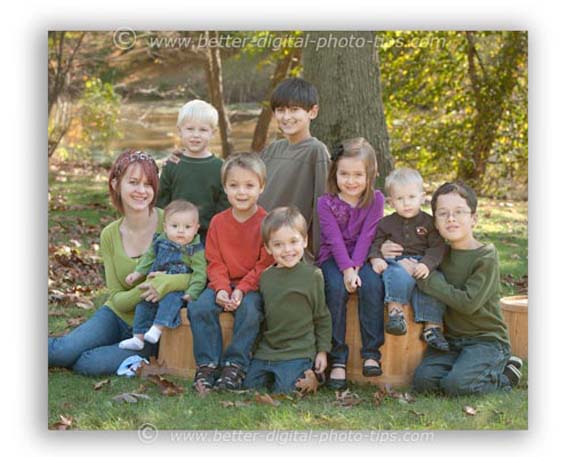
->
xmin=316 ymin=191 xmax=385 ymax=271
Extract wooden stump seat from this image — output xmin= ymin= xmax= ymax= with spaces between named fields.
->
xmin=158 ymin=295 xmax=426 ymax=386
xmin=500 ymin=295 xmax=528 ymax=360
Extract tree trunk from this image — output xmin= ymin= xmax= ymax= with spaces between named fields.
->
xmin=204 ymin=31 xmax=234 ymax=158
xmin=251 ymin=46 xmax=301 ymax=152
xmin=458 ymin=31 xmax=527 ymax=185
xmin=303 ymin=31 xmax=393 ymax=188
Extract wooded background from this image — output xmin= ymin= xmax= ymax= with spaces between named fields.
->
xmin=48 ymin=30 xmax=527 ymax=198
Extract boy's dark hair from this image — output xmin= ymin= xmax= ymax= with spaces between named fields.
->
xmin=431 ymin=181 xmax=478 ymax=215
xmin=270 ymin=77 xmax=319 ymax=111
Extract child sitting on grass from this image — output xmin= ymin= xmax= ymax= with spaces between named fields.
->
xmin=119 ymin=200 xmax=206 ymax=350
xmin=243 ymin=207 xmax=332 ymax=393
xmin=412 ymin=181 xmax=522 ymax=395
xmin=369 ymin=168 xmax=449 ymax=351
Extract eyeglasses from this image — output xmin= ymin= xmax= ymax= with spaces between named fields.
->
xmin=435 ymin=209 xmax=472 ymax=220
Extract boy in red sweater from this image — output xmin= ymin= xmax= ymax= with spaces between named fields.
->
xmin=187 ymin=153 xmax=274 ymax=390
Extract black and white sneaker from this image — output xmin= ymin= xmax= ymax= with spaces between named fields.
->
xmin=503 ymin=356 xmax=523 ymax=387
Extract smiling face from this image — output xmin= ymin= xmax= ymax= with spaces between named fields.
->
xmin=265 ymin=225 xmax=308 ymax=269
xmin=434 ymin=192 xmax=478 ymax=249
xmin=336 ymin=157 xmax=368 ymax=206
xmin=224 ymin=166 xmax=264 ymax=216
xmin=117 ymin=163 xmax=155 ymax=214
xmin=177 ymin=118 xmax=215 ymax=157
xmin=273 ymin=105 xmax=318 ymax=144
xmin=164 ymin=210 xmax=199 ymax=246
xmin=388 ymin=182 xmax=425 ymax=219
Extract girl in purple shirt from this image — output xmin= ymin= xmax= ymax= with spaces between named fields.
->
xmin=316 ymin=137 xmax=385 ymax=389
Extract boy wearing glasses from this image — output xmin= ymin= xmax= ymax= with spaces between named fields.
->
xmin=369 ymin=168 xmax=449 ymax=351
xmin=412 ymin=181 xmax=521 ymax=396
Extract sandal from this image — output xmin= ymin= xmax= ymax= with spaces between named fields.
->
xmin=421 ymin=327 xmax=450 ymax=352
xmin=326 ymin=363 xmax=347 ymax=390
xmin=194 ymin=364 xmax=218 ymax=389
xmin=362 ymin=359 xmax=382 ymax=377
xmin=386 ymin=308 xmax=407 ymax=335
xmin=214 ymin=363 xmax=246 ymax=391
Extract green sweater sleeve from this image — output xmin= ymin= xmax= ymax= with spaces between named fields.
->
xmin=183 ymin=247 xmax=207 ymax=301
xmin=312 ymin=269 xmax=332 ymax=353
xmin=100 ymin=227 xmax=144 ymax=314
xmin=417 ymin=256 xmax=499 ymax=315
xmin=156 ymin=162 xmax=174 ymax=208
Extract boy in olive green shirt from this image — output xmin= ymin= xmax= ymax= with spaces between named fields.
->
xmin=411 ymin=182 xmax=522 ymax=396
xmin=243 ymin=207 xmax=332 ymax=393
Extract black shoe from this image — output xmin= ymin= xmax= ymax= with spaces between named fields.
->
xmin=214 ymin=364 xmax=246 ymax=390
xmin=503 ymin=364 xmax=522 ymax=387
xmin=194 ymin=365 xmax=218 ymax=390
xmin=362 ymin=359 xmax=382 ymax=377
xmin=386 ymin=311 xmax=407 ymax=335
xmin=327 ymin=364 xmax=347 ymax=390
xmin=421 ymin=327 xmax=450 ymax=352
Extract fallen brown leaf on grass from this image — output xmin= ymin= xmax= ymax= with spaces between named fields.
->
xmin=295 ymin=369 xmax=319 ymax=395
xmin=112 ymin=392 xmax=151 ymax=403
xmin=254 ymin=393 xmax=280 ymax=407
xmin=50 ymin=415 xmax=73 ymax=430
xmin=376 ymin=383 xmax=416 ymax=404
xmin=93 ymin=379 xmax=110 ymax=391
xmin=138 ymin=356 xmax=171 ymax=377
xmin=66 ymin=317 xmax=86 ymax=328
xmin=463 ymin=405 xmax=477 ymax=416
xmin=220 ymin=400 xmax=251 ymax=408
xmin=146 ymin=374 xmax=185 ymax=396
xmin=333 ymin=389 xmax=362 ymax=408
xmin=194 ymin=381 xmax=210 ymax=398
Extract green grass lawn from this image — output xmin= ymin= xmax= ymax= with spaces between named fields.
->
xmin=48 ymin=161 xmax=528 ymax=431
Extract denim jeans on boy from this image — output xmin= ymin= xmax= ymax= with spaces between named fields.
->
xmin=320 ymin=257 xmax=384 ymax=366
xmin=382 ymin=255 xmax=445 ymax=324
xmin=48 ymin=306 xmax=155 ymax=376
xmin=187 ymin=288 xmax=263 ymax=371
xmin=132 ymin=292 xmax=184 ymax=334
xmin=412 ymin=337 xmax=512 ymax=396
xmin=243 ymin=357 xmax=313 ymax=393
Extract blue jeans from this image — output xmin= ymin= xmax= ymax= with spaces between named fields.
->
xmin=320 ymin=258 xmax=384 ymax=365
xmin=132 ymin=292 xmax=184 ymax=334
xmin=187 ymin=288 xmax=263 ymax=371
xmin=48 ymin=306 xmax=155 ymax=376
xmin=382 ymin=256 xmax=445 ymax=324
xmin=412 ymin=337 xmax=512 ymax=396
xmin=244 ymin=358 xmax=313 ymax=393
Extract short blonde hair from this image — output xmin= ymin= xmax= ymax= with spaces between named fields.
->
xmin=177 ymin=99 xmax=218 ymax=129
xmin=163 ymin=199 xmax=199 ymax=222
xmin=221 ymin=153 xmax=267 ymax=187
xmin=261 ymin=206 xmax=307 ymax=246
xmin=384 ymin=168 xmax=424 ymax=196
xmin=327 ymin=137 xmax=378 ymax=208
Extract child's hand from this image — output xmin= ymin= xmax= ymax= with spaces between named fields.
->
xmin=370 ymin=258 xmax=388 ymax=274
xmin=125 ymin=271 xmax=143 ymax=286
xmin=166 ymin=148 xmax=184 ymax=165
xmin=215 ymin=290 xmax=233 ymax=311
xmin=343 ymin=268 xmax=361 ymax=293
xmin=398 ymin=258 xmax=418 ymax=276
xmin=314 ymin=352 xmax=328 ymax=374
xmin=138 ymin=282 xmax=160 ymax=303
xmin=380 ymin=240 xmax=404 ymax=259
xmin=182 ymin=294 xmax=191 ymax=302
xmin=229 ymin=289 xmax=244 ymax=311
xmin=413 ymin=263 xmax=430 ymax=279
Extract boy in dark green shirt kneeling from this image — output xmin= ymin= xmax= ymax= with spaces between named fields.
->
xmin=243 ymin=207 xmax=332 ymax=393
xmin=412 ymin=182 xmax=522 ymax=396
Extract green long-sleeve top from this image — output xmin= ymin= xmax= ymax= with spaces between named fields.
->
xmin=417 ymin=243 xmax=510 ymax=347
xmin=255 ymin=262 xmax=332 ymax=361
xmin=134 ymin=232 xmax=207 ymax=301
xmin=156 ymin=154 xmax=229 ymax=235
xmin=99 ymin=209 xmax=193 ymax=326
